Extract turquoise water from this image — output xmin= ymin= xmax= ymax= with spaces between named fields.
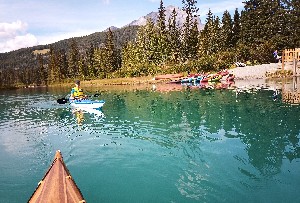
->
xmin=0 ymin=85 xmax=299 ymax=202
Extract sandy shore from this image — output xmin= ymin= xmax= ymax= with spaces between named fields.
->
xmin=227 ymin=63 xmax=279 ymax=89
xmin=230 ymin=63 xmax=281 ymax=80
xmin=228 ymin=63 xmax=299 ymax=90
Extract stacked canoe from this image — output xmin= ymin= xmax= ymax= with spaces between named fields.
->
xmin=168 ymin=69 xmax=234 ymax=84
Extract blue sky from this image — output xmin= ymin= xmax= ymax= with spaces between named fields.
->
xmin=0 ymin=0 xmax=244 ymax=53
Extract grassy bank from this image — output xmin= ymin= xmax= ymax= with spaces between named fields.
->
xmin=50 ymin=76 xmax=169 ymax=88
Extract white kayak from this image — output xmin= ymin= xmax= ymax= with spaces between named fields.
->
xmin=69 ymin=99 xmax=105 ymax=109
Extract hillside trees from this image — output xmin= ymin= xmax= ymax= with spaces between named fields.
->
xmin=198 ymin=11 xmax=235 ymax=72
xmin=121 ymin=19 xmax=159 ymax=76
xmin=239 ymin=0 xmax=292 ymax=63
xmin=121 ymin=0 xmax=202 ymax=76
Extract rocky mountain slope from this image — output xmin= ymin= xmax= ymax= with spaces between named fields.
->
xmin=125 ymin=5 xmax=204 ymax=30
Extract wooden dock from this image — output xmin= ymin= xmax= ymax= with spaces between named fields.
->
xmin=281 ymin=48 xmax=300 ymax=76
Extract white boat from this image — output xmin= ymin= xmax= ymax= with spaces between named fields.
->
xmin=69 ymin=99 xmax=105 ymax=109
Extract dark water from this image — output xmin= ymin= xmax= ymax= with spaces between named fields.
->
xmin=0 ymin=86 xmax=299 ymax=202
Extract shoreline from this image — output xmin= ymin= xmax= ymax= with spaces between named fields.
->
xmin=12 ymin=63 xmax=299 ymax=91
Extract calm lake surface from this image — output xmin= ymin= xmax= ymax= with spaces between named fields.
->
xmin=0 ymin=81 xmax=299 ymax=203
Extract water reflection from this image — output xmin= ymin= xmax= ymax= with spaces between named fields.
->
xmin=72 ymin=108 xmax=105 ymax=125
xmin=282 ymin=77 xmax=300 ymax=104
xmin=101 ymin=87 xmax=300 ymax=200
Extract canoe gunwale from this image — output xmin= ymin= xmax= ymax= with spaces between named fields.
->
xmin=28 ymin=151 xmax=85 ymax=203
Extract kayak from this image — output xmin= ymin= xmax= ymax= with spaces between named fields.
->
xmin=28 ymin=150 xmax=85 ymax=203
xmin=70 ymin=99 xmax=105 ymax=109
xmin=217 ymin=69 xmax=229 ymax=76
xmin=209 ymin=74 xmax=223 ymax=82
xmin=226 ymin=74 xmax=235 ymax=81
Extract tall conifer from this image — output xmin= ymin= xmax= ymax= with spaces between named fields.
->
xmin=68 ymin=39 xmax=80 ymax=78
xmin=167 ymin=8 xmax=182 ymax=62
xmin=232 ymin=9 xmax=241 ymax=47
xmin=182 ymin=0 xmax=199 ymax=60
xmin=221 ymin=10 xmax=233 ymax=49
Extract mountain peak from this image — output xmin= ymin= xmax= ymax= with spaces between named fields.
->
xmin=104 ymin=26 xmax=119 ymax=32
xmin=125 ymin=5 xmax=204 ymax=30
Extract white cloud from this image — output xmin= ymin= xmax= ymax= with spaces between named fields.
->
xmin=0 ymin=33 xmax=38 ymax=53
xmin=0 ymin=21 xmax=27 ymax=38
xmin=0 ymin=21 xmax=38 ymax=53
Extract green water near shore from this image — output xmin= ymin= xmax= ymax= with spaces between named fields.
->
xmin=0 ymin=85 xmax=299 ymax=202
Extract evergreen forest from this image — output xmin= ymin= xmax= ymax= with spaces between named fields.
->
xmin=0 ymin=0 xmax=299 ymax=88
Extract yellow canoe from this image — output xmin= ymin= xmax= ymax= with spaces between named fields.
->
xmin=28 ymin=150 xmax=86 ymax=203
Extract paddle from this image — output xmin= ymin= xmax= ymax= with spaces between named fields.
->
xmin=56 ymin=92 xmax=101 ymax=104
xmin=57 ymin=98 xmax=69 ymax=104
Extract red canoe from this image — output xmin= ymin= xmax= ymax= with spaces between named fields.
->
xmin=226 ymin=74 xmax=235 ymax=81
xmin=155 ymin=73 xmax=183 ymax=80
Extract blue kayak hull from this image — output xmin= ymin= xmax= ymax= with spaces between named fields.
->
xmin=70 ymin=100 xmax=105 ymax=109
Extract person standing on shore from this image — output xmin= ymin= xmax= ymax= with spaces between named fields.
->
xmin=273 ymin=50 xmax=281 ymax=62
xmin=70 ymin=80 xmax=86 ymax=100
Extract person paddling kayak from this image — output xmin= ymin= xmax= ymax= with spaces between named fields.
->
xmin=70 ymin=80 xmax=87 ymax=100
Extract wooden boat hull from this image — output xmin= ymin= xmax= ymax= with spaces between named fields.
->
xmin=155 ymin=73 xmax=183 ymax=80
xmin=29 ymin=150 xmax=85 ymax=203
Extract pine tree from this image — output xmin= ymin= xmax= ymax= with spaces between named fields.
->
xmin=240 ymin=0 xmax=260 ymax=44
xmin=189 ymin=19 xmax=200 ymax=59
xmin=68 ymin=39 xmax=80 ymax=78
xmin=157 ymin=0 xmax=166 ymax=33
xmin=48 ymin=46 xmax=60 ymax=83
xmin=167 ymin=8 xmax=182 ymax=62
xmin=58 ymin=50 xmax=68 ymax=80
xmin=291 ymin=0 xmax=300 ymax=47
xmin=138 ymin=18 xmax=158 ymax=64
xmin=157 ymin=0 xmax=169 ymax=63
xmin=199 ymin=9 xmax=214 ymax=55
xmin=213 ymin=16 xmax=222 ymax=53
xmin=93 ymin=47 xmax=102 ymax=78
xmin=104 ymin=28 xmax=118 ymax=75
xmin=182 ymin=0 xmax=199 ymax=60
xmin=36 ymin=54 xmax=44 ymax=85
xmin=86 ymin=43 xmax=96 ymax=78
xmin=221 ymin=10 xmax=233 ymax=49
xmin=232 ymin=8 xmax=241 ymax=47
xmin=78 ymin=57 xmax=86 ymax=79
xmin=241 ymin=0 xmax=284 ymax=46
xmin=121 ymin=41 xmax=140 ymax=77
